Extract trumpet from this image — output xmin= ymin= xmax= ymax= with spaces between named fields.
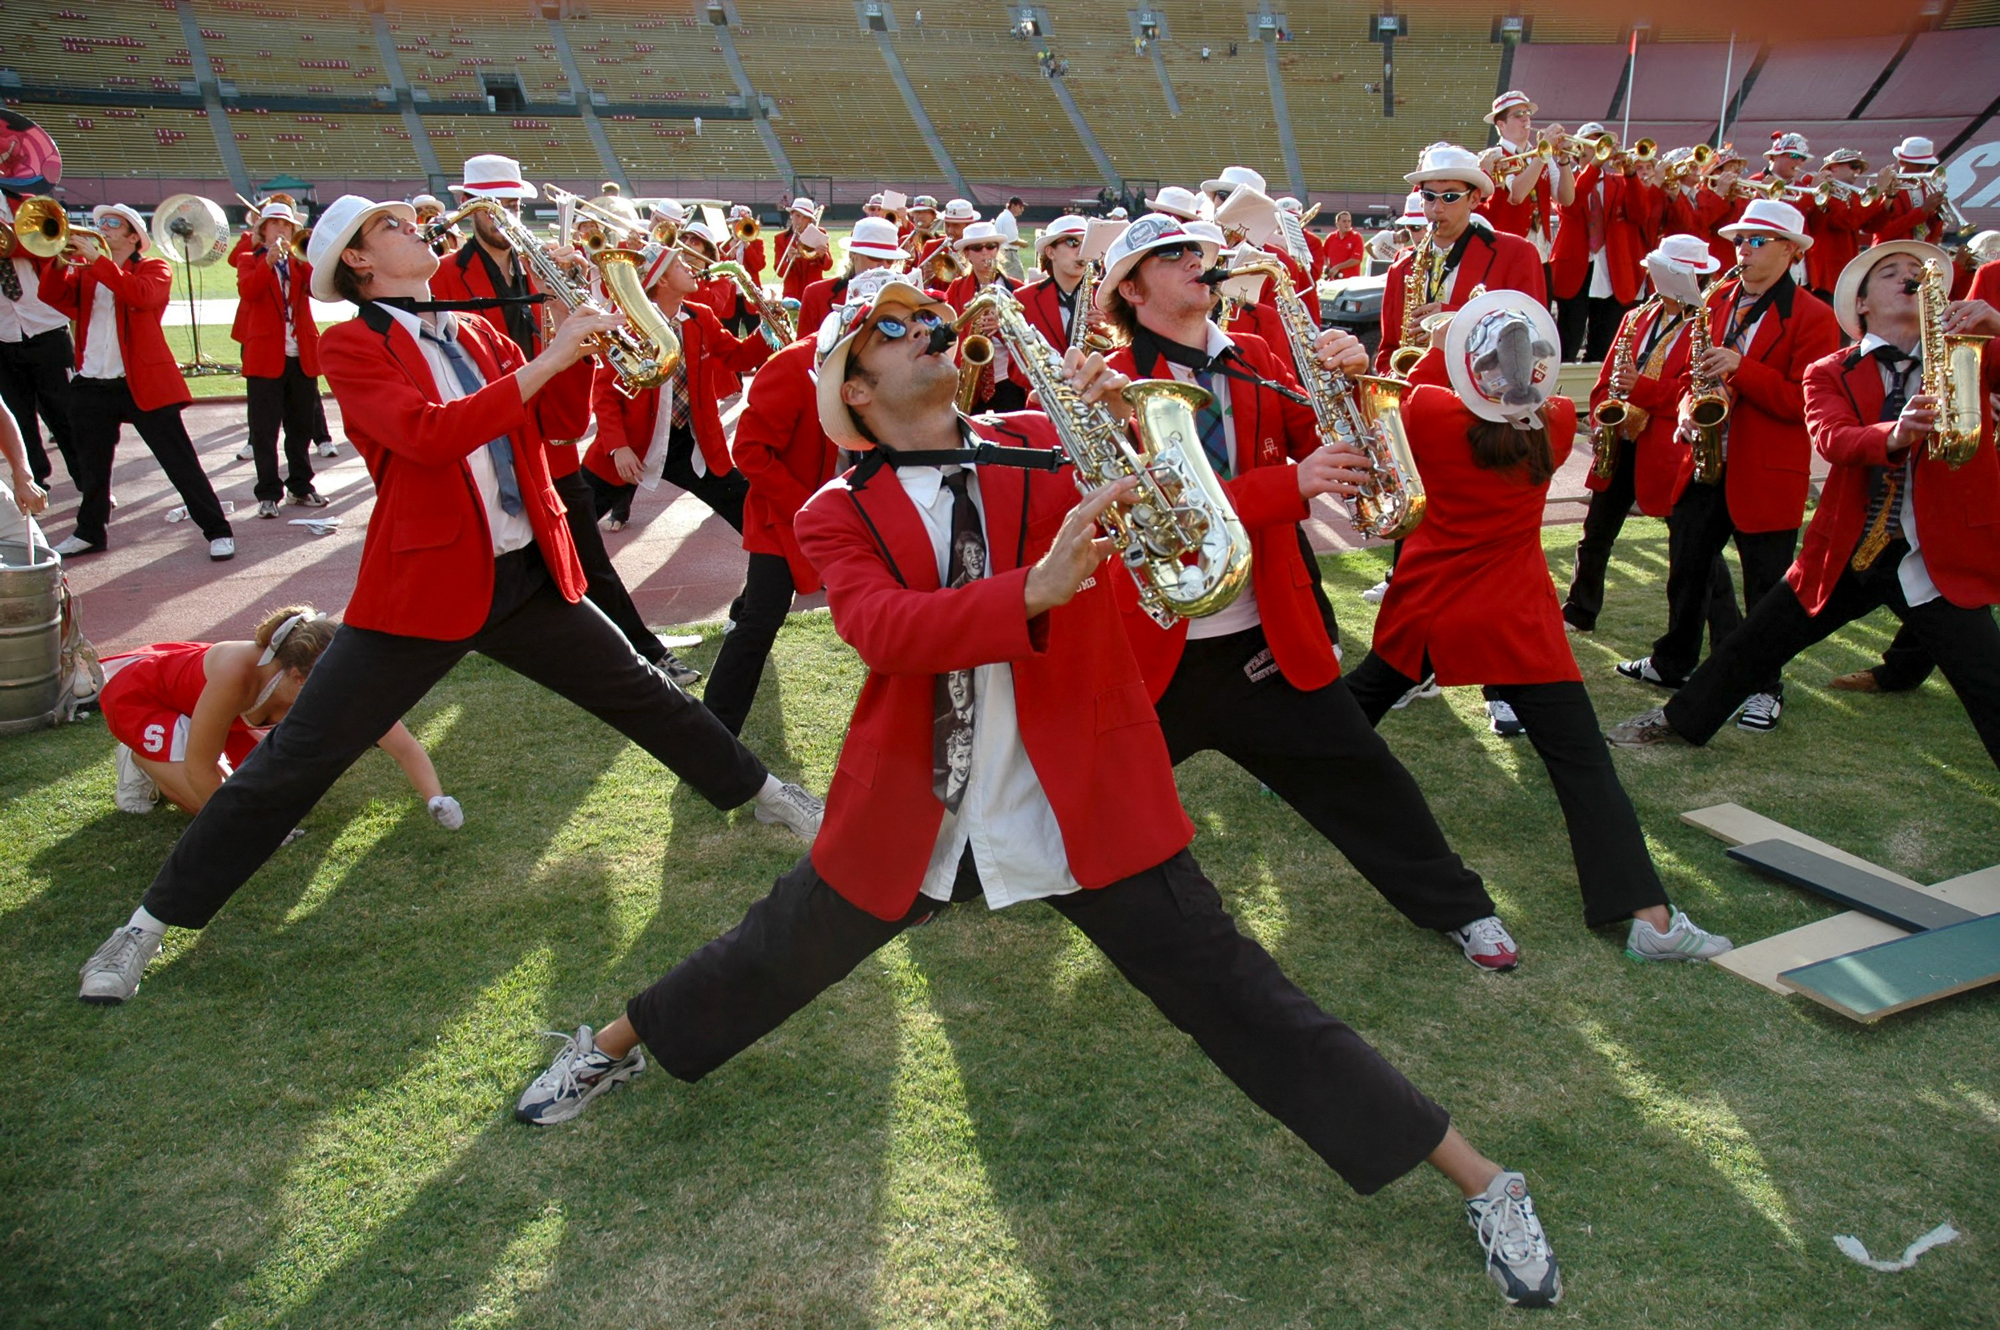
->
xmin=287 ymin=226 xmax=313 ymax=263
xmin=1490 ymin=141 xmax=1557 ymax=176
xmin=1557 ymin=131 xmax=1618 ymax=164
xmin=1812 ymin=177 xmax=1881 ymax=207
xmin=730 ymin=214 xmax=760 ymax=242
xmin=1899 ymin=165 xmax=1971 ymax=232
xmin=10 ymin=196 xmax=104 ymax=264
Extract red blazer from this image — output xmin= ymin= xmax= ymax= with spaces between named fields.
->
xmin=1869 ymin=186 xmax=1946 ymax=246
xmin=584 ymin=298 xmax=770 ymax=483
xmin=1108 ymin=331 xmax=1337 ymax=698
xmin=40 ymin=253 xmax=190 ymax=412
xmin=1694 ymin=187 xmax=1746 ymax=271
xmin=1373 ymin=350 xmax=1581 ymax=686
xmin=1017 ymin=272 xmax=1081 ymax=351
xmin=1481 ymin=164 xmax=1557 ymax=244
xmin=1805 ymin=196 xmax=1868 ymax=294
xmin=733 ymin=337 xmax=838 ymax=593
xmin=774 ymin=229 xmax=832 ymax=301
xmin=945 ymin=271 xmax=1025 ymax=401
xmin=1262 ymin=243 xmax=1321 ymax=323
xmin=231 ymin=245 xmax=322 ymax=379
xmin=317 ymin=304 xmax=595 ymax=640
xmin=726 ymin=236 xmax=766 ymax=282
xmin=1704 ymin=276 xmax=1842 ymax=532
xmin=1375 ymin=225 xmax=1546 ymax=373
xmin=1661 ymin=186 xmax=1701 ymax=240
xmin=1550 ymin=166 xmax=1642 ymax=304
xmin=1971 ymin=261 xmax=2000 ymax=307
xmin=796 ymin=273 xmax=854 ymax=345
xmin=1222 ymin=297 xmax=1288 ymax=355
xmin=793 ymin=411 xmax=1195 ymax=920
xmin=691 ymin=271 xmax=738 ymax=322
xmin=1789 ymin=344 xmax=2000 ymax=615
xmin=427 ymin=241 xmax=582 ymax=473
xmin=1584 ymin=300 xmax=1697 ymax=516
xmin=1321 ymin=229 xmax=1365 ymax=279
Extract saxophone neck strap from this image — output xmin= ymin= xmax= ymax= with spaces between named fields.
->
xmin=848 ymin=417 xmax=1070 ymax=488
xmin=1131 ymin=326 xmax=1314 ymax=408
xmin=370 ymin=294 xmax=548 ymax=314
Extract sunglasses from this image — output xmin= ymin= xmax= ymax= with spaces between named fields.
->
xmin=1050 ymin=236 xmax=1083 ymax=249
xmin=1420 ymin=190 xmax=1470 ymax=205
xmin=1142 ymin=243 xmax=1201 ymax=265
xmin=962 ymin=242 xmax=1002 ymax=254
xmin=98 ymin=216 xmax=129 ymax=231
xmin=1735 ymin=234 xmax=1779 ymax=250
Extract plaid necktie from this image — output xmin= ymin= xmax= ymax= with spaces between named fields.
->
xmin=0 ymin=256 xmax=21 ymax=303
xmin=426 ymin=327 xmax=523 ymax=516
xmin=1852 ymin=348 xmax=1917 ymax=571
xmin=1192 ymin=367 xmax=1230 ymax=478
xmin=933 ymin=470 xmax=983 ymax=813
xmin=667 ymin=360 xmax=691 ymax=429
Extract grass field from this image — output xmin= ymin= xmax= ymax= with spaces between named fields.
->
xmin=2 ymin=523 xmax=1995 ymax=1329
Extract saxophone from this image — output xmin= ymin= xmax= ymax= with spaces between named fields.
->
xmin=1233 ymin=259 xmax=1426 ymax=540
xmin=702 ymin=258 xmax=799 ymax=349
xmin=1068 ymin=259 xmax=1117 ymax=353
xmin=1682 ymin=268 xmax=1736 ymax=485
xmin=1590 ymin=298 xmax=1656 ymax=480
xmin=951 ymin=283 xmax=1252 ymax=626
xmin=1387 ymin=232 xmax=1444 ymax=378
xmin=1917 ymin=257 xmax=1993 ymax=468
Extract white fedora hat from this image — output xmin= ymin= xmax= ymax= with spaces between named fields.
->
xmin=953 ymin=221 xmax=1005 ymax=251
xmin=1405 ymin=143 xmax=1494 ymax=196
xmin=1444 ymin=288 xmax=1563 ymax=428
xmin=814 ymin=277 xmax=958 ymax=449
xmin=1200 ymin=165 xmax=1266 ymax=197
xmin=1143 ymin=185 xmax=1209 ymax=221
xmin=787 ymin=196 xmax=818 ymax=215
xmin=1831 ymin=240 xmax=1948 ymax=340
xmin=1719 ymin=197 xmax=1813 ymax=251
xmin=305 ymin=194 xmax=417 ymax=302
xmin=1893 ymin=136 xmax=1939 ymax=166
xmin=449 ymin=153 xmax=536 ymax=200
xmin=940 ymin=198 xmax=981 ymax=223
xmin=1035 ymin=213 xmax=1089 ymax=255
xmin=256 ymin=201 xmax=301 ymax=229
xmin=89 ymin=204 xmax=150 ymax=252
xmin=1095 ymin=212 xmax=1222 ymax=310
xmin=846 ymin=215 xmax=908 ymax=260
xmin=1483 ymin=89 xmax=1537 ymax=125
xmin=1645 ymin=232 xmax=1722 ymax=275
xmin=1395 ymin=192 xmax=1429 ymax=227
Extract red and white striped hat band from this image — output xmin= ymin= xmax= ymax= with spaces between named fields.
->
xmin=1484 ymin=90 xmax=1537 ymax=124
xmin=1718 ymin=198 xmax=1813 ymax=251
xmin=449 ymin=154 xmax=537 ymax=200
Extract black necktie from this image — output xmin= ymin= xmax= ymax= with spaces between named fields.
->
xmin=1852 ymin=346 xmax=1918 ymax=571
xmin=933 ymin=470 xmax=983 ymax=813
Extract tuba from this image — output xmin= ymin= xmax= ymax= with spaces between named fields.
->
xmin=1590 ymin=298 xmax=1656 ymax=479
xmin=1683 ymin=268 xmax=1736 ymax=485
xmin=952 ymin=283 xmax=1251 ymax=626
xmin=1917 ymin=257 xmax=1992 ymax=467
xmin=1236 ymin=259 xmax=1426 ymax=541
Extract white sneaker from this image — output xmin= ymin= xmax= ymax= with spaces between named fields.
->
xmin=1486 ymin=699 xmax=1526 ymax=737
xmin=1466 ymin=1171 xmax=1562 ymax=1307
xmin=209 ymin=537 xmax=236 ymax=561
xmin=52 ymin=535 xmax=104 ymax=557
xmin=1736 ymin=692 xmax=1782 ymax=732
xmin=1361 ymin=576 xmax=1391 ymax=605
xmin=515 ymin=1025 xmax=645 ymax=1125
xmin=1447 ymin=915 xmax=1521 ymax=971
xmin=113 ymin=744 xmax=159 ymax=813
xmin=1391 ymin=672 xmax=1442 ymax=710
xmin=256 ymin=499 xmax=280 ymax=519
xmin=753 ymin=781 xmax=824 ymax=840
xmin=78 ymin=924 xmax=163 ymax=1004
xmin=235 ymin=444 xmax=255 ymax=461
xmin=316 ymin=440 xmax=339 ymax=458
xmin=1626 ymin=909 xmax=1734 ymax=962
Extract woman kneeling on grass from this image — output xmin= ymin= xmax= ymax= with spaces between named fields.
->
xmin=1339 ymin=291 xmax=1731 ymax=962
xmin=97 ymin=605 xmax=461 ymax=826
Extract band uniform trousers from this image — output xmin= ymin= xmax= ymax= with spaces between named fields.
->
xmin=1557 ymin=294 xmax=1629 ymax=365
xmin=584 ymin=420 xmax=749 ymax=534
xmin=66 ymin=377 xmax=234 ymax=546
xmin=1150 ymin=625 xmax=1497 ymax=933
xmin=0 ymin=327 xmax=76 ymax=485
xmin=1663 ymin=539 xmax=2000 ymax=767
xmin=1563 ymin=435 xmax=1744 ymax=645
xmin=702 ymin=550 xmax=795 ymax=736
xmin=1867 ymin=619 xmax=1937 ymax=692
xmin=1345 ymin=653 xmax=1672 ymax=927
xmin=551 ymin=466 xmax=669 ymax=666
xmin=1650 ymin=476 xmax=1798 ymax=693
xmin=139 ymin=543 xmax=770 ymax=929
xmin=624 ymin=848 xmax=1453 ymax=1197
xmin=245 ymin=355 xmax=319 ymax=503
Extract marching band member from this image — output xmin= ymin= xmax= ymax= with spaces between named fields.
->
xmin=411 ymin=193 xmax=458 ymax=254
xmin=914 ymin=197 xmax=980 ymax=275
xmin=41 ymin=204 xmax=236 ymax=561
xmin=1869 ymin=138 xmax=1948 ymax=246
xmin=861 ymin=192 xmax=889 ymax=221
xmin=582 ymin=243 xmax=772 ymax=535
xmin=1321 ymin=210 xmax=1365 ymax=280
xmin=795 ymin=215 xmax=907 ymax=339
xmin=0 ymin=161 xmax=77 ymax=491
xmin=75 ymin=194 xmax=821 ymax=1006
xmin=98 ymin=605 xmax=452 ymax=823
xmin=1346 ymin=291 xmax=1731 ymax=961
xmin=1209 ymin=167 xmax=1321 ymax=324
xmin=1099 ymin=214 xmax=1523 ymax=972
xmin=717 ymin=203 xmax=766 ymax=337
xmin=1478 ymin=89 xmax=1573 ymax=263
xmin=1375 ymin=145 xmax=1546 ymax=374
xmin=994 ymin=195 xmax=1027 ymax=281
xmin=1753 ymin=132 xmax=1813 ymax=193
xmin=1693 ymin=148 xmax=1750 ymax=271
xmin=1216 ymin=241 xmax=1289 ymax=350
xmin=513 ymin=274 xmax=1564 ymax=1312
xmin=943 ymin=221 xmax=1027 ymax=412
xmin=231 ymin=199 xmax=328 ymax=518
xmin=774 ymin=197 xmax=831 ymax=302
xmin=1015 ymin=213 xmax=1092 ymax=349
xmin=1613 ymin=199 xmax=1841 ymax=733
xmin=1804 ymin=149 xmax=1879 ymax=299
xmin=681 ymin=220 xmax=737 ymax=323
xmin=1564 ymin=235 xmax=1740 ymax=645
xmin=1550 ymin=123 xmax=1641 ymax=362
xmin=1277 ymin=195 xmax=1324 ymax=274
xmin=1610 ymin=241 xmax=2000 ymax=766
xmin=902 ymin=194 xmax=939 ymax=248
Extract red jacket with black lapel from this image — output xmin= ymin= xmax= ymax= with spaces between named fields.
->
xmin=1584 ymin=299 xmax=1697 ymax=516
xmin=793 ymin=411 xmax=1195 ymax=920
xmin=1108 ymin=330 xmax=1338 ymax=699
xmin=1704 ymin=274 xmax=1842 ymax=532
xmin=583 ymin=298 xmax=771 ymax=484
xmin=1017 ymin=272 xmax=1080 ymax=351
xmin=316 ymin=303 xmax=595 ymax=640
xmin=774 ymin=229 xmax=832 ymax=301
xmin=797 ymin=273 xmax=853 ymax=346
xmin=39 ymin=253 xmax=190 ymax=412
xmin=231 ymin=244 xmax=322 ymax=378
xmin=1790 ymin=343 xmax=2000 ymax=615
xmin=1375 ymin=224 xmax=1546 ymax=373
xmin=733 ymin=337 xmax=838 ymax=593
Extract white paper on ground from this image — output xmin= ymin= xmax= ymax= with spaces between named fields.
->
xmin=1832 ymin=1222 xmax=1961 ymax=1271
xmin=288 ymin=518 xmax=341 ymax=536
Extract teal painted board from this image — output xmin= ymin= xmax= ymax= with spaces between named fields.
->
xmin=1727 ymin=840 xmax=1980 ymax=932
xmin=1779 ymin=912 xmax=2000 ymax=1023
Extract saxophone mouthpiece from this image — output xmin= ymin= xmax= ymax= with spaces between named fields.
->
xmin=925 ymin=323 xmax=957 ymax=356
xmin=1198 ymin=266 xmax=1233 ymax=286
xmin=1901 ymin=278 xmax=1923 ymax=295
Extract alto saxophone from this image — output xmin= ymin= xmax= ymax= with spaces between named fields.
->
xmin=1234 ymin=260 xmax=1426 ymax=540
xmin=1069 ymin=259 xmax=1117 ymax=353
xmin=1682 ymin=268 xmax=1735 ymax=485
xmin=1916 ymin=257 xmax=1993 ymax=468
xmin=951 ymin=284 xmax=1252 ymax=626
xmin=1387 ymin=232 xmax=1444 ymax=378
xmin=703 ymin=258 xmax=799 ymax=349
xmin=1590 ymin=298 xmax=1657 ymax=480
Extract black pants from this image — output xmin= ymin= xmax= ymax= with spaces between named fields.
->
xmin=1870 ymin=621 xmax=1937 ymax=691
xmin=66 ymin=378 xmax=234 ymax=545
xmin=1664 ymin=541 xmax=2000 ymax=766
xmin=245 ymin=357 xmax=319 ymax=502
xmin=625 ymin=849 xmax=1452 ymax=1197
xmin=309 ymin=391 xmax=332 ymax=445
xmin=704 ymin=551 xmax=795 ymax=735
xmin=553 ymin=467 xmax=667 ymax=664
xmin=140 ymin=545 xmax=769 ymax=929
xmin=979 ymin=380 xmax=1029 ymax=413
xmin=584 ymin=423 xmax=749 ymax=534
xmin=1346 ymin=654 xmax=1670 ymax=927
xmin=1563 ymin=440 xmax=1742 ymax=643
xmin=1556 ymin=292 xmax=1628 ymax=363
xmin=1650 ymin=478 xmax=1796 ymax=693
xmin=1151 ymin=626 xmax=1496 ymax=933
xmin=0 ymin=327 xmax=76 ymax=485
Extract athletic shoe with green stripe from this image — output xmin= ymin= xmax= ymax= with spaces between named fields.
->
xmin=1626 ymin=909 xmax=1733 ymax=962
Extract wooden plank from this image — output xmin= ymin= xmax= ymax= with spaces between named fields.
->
xmin=1926 ymin=865 xmax=2000 ymax=915
xmin=1679 ymin=804 xmax=1927 ymax=888
xmin=1710 ymin=913 xmax=1910 ymax=994
xmin=1778 ymin=913 xmax=2000 ymax=1023
xmin=1725 ymin=840 xmax=1981 ymax=932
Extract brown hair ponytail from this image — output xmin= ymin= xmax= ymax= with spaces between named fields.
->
xmin=1465 ymin=418 xmax=1556 ymax=486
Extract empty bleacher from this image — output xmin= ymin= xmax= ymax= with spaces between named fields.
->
xmin=2 ymin=0 xmax=188 ymax=95
xmin=888 ymin=12 xmax=1098 ymax=186
xmin=600 ymin=115 xmax=770 ymax=188
xmin=559 ymin=0 xmax=738 ymax=106
xmin=10 ymin=99 xmax=224 ymax=180
xmin=1506 ymin=42 xmax=1628 ymax=128
xmin=419 ymin=113 xmax=604 ymax=180
xmin=189 ymin=2 xmax=384 ymax=98
xmin=384 ymin=5 xmax=567 ymax=106
xmin=230 ymin=107 xmax=422 ymax=181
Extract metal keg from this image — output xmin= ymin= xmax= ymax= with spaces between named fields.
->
xmin=0 ymin=539 xmax=63 ymax=735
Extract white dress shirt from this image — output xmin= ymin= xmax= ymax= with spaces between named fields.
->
xmin=1855 ymin=332 xmax=1940 ymax=607
xmin=640 ymin=309 xmax=700 ymax=488
xmin=0 ymin=200 xmax=69 ymax=343
xmin=379 ymin=303 xmax=535 ymax=556
xmin=1157 ymin=321 xmax=1262 ymax=639
xmin=77 ymin=282 xmax=125 ymax=380
xmin=897 ymin=460 xmax=1083 ymax=910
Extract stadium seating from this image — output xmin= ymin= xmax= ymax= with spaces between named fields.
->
xmin=188 ymin=2 xmax=384 ymax=97
xmin=1733 ymin=37 xmax=1904 ymax=123
xmin=560 ymin=1 xmax=738 ymax=104
xmin=601 ymin=115 xmax=770 ymax=188
xmin=887 ymin=19 xmax=1098 ymax=186
xmin=2 ymin=1 xmax=184 ymax=94
xmin=10 ymin=100 xmax=225 ymax=180
xmin=385 ymin=5 xmax=568 ymax=105
xmin=231 ymin=107 xmax=421 ymax=181
xmin=731 ymin=7 xmax=937 ymax=182
xmin=419 ymin=113 xmax=603 ymax=181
